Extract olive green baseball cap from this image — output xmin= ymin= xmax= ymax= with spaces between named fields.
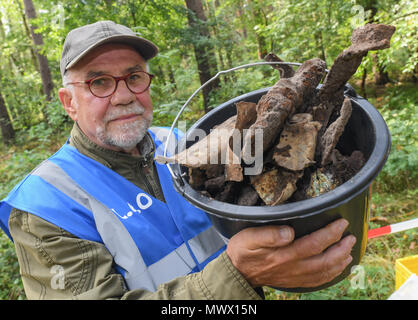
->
xmin=60 ymin=20 xmax=159 ymax=77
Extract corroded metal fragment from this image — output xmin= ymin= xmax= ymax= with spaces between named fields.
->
xmin=264 ymin=52 xmax=295 ymax=78
xmin=242 ymin=58 xmax=326 ymax=164
xmin=237 ymin=185 xmax=260 ymax=206
xmin=188 ymin=167 xmax=206 ymax=189
xmin=225 ymin=142 xmax=243 ymax=182
xmin=320 ymin=97 xmax=352 ymax=166
xmin=319 ymin=24 xmax=395 ymax=102
xmin=225 ymin=101 xmax=258 ymax=182
xmin=313 ymin=24 xmax=395 ymax=164
xmin=273 ymin=113 xmax=322 ymax=171
xmin=250 ymin=168 xmax=303 ymax=205
xmin=326 ymin=149 xmax=366 ymax=185
xmin=314 ymin=24 xmax=395 ymax=135
xmin=234 ymin=101 xmax=258 ymax=132
xmin=305 ymin=169 xmax=337 ymax=198
xmin=155 ymin=115 xmax=237 ymax=169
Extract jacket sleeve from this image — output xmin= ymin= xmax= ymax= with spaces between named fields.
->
xmin=9 ymin=209 xmax=262 ymax=300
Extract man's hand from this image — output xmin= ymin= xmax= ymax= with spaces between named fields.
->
xmin=226 ymin=218 xmax=356 ymax=288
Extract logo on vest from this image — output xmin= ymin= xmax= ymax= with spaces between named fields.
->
xmin=111 ymin=192 xmax=153 ymax=219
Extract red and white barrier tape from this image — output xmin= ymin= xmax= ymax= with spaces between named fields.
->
xmin=368 ymin=218 xmax=418 ymax=239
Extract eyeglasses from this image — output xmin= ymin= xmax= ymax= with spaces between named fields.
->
xmin=65 ymin=71 xmax=154 ymax=98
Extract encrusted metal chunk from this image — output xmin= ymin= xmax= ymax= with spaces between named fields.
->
xmin=305 ymin=169 xmax=338 ymax=198
xmin=273 ymin=113 xmax=322 ymax=171
xmin=320 ymin=97 xmax=352 ymax=166
xmin=264 ymin=52 xmax=295 ymax=78
xmin=241 ymin=58 xmax=326 ymax=164
xmin=155 ymin=115 xmax=237 ymax=169
xmin=250 ymin=168 xmax=303 ymax=205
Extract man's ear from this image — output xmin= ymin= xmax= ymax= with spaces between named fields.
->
xmin=58 ymin=88 xmax=77 ymax=121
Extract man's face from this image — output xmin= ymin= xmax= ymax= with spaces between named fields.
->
xmin=59 ymin=43 xmax=153 ymax=153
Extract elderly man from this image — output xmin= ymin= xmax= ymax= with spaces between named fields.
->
xmin=0 ymin=21 xmax=355 ymax=300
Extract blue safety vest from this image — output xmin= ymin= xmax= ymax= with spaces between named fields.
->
xmin=0 ymin=127 xmax=227 ymax=291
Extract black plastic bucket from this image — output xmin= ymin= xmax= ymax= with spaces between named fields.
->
xmin=170 ymin=86 xmax=391 ymax=292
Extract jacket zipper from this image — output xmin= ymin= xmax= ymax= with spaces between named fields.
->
xmin=138 ymin=159 xmax=154 ymax=197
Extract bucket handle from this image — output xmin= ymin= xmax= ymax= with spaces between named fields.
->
xmin=162 ymin=61 xmax=304 ymax=184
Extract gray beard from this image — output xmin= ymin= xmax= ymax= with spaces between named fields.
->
xmin=96 ymin=104 xmax=152 ymax=150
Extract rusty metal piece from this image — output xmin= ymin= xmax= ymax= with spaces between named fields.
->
xmin=242 ymin=58 xmax=326 ymax=164
xmin=225 ymin=145 xmax=243 ymax=181
xmin=234 ymin=101 xmax=258 ymax=132
xmin=188 ymin=168 xmax=206 ymax=189
xmin=237 ymin=185 xmax=260 ymax=206
xmin=214 ymin=182 xmax=237 ymax=203
xmin=327 ymin=149 xmax=366 ymax=185
xmin=250 ymin=168 xmax=303 ymax=205
xmin=204 ymin=175 xmax=226 ymax=196
xmin=320 ymin=97 xmax=352 ymax=166
xmin=264 ymin=52 xmax=295 ymax=78
xmin=312 ymin=24 xmax=395 ymax=164
xmin=273 ymin=113 xmax=322 ymax=171
xmin=205 ymin=164 xmax=224 ymax=179
xmin=305 ymin=168 xmax=337 ymax=198
xmin=155 ymin=115 xmax=237 ymax=169
xmin=320 ymin=24 xmax=395 ymax=102
xmin=225 ymin=101 xmax=258 ymax=182
xmin=314 ymin=24 xmax=395 ymax=135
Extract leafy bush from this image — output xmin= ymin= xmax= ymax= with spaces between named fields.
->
xmin=374 ymin=84 xmax=418 ymax=192
xmin=0 ymin=233 xmax=25 ymax=300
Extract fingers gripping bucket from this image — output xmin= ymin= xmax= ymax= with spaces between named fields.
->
xmin=162 ymin=62 xmax=391 ymax=292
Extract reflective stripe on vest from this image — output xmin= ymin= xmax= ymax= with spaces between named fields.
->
xmin=0 ymin=127 xmax=227 ymax=291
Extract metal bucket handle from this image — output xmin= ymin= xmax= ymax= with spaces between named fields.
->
xmin=162 ymin=61 xmax=304 ymax=183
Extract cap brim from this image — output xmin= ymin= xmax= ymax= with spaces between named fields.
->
xmin=66 ymin=35 xmax=159 ymax=71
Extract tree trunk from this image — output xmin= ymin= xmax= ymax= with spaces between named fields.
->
xmin=16 ymin=0 xmax=39 ymax=74
xmin=237 ymin=5 xmax=247 ymax=39
xmin=22 ymin=0 xmax=54 ymax=105
xmin=0 ymin=90 xmax=15 ymax=145
xmin=256 ymin=33 xmax=268 ymax=60
xmin=361 ymin=65 xmax=368 ymax=98
xmin=362 ymin=0 xmax=391 ymax=85
xmin=167 ymin=65 xmax=177 ymax=91
xmin=0 ymin=12 xmax=15 ymax=74
xmin=252 ymin=7 xmax=268 ymax=59
xmin=185 ymin=0 xmax=220 ymax=113
xmin=316 ymin=30 xmax=326 ymax=64
xmin=372 ymin=53 xmax=391 ymax=85
xmin=206 ymin=0 xmax=230 ymax=79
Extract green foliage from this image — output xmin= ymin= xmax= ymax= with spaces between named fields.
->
xmin=268 ymin=263 xmax=395 ymax=300
xmin=0 ymin=145 xmax=46 ymax=199
xmin=0 ymin=233 xmax=25 ymax=300
xmin=373 ymin=0 xmax=418 ymax=78
xmin=372 ymin=84 xmax=418 ymax=192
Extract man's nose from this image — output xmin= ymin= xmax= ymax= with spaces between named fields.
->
xmin=110 ymin=79 xmax=136 ymax=106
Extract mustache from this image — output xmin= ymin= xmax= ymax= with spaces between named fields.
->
xmin=104 ymin=103 xmax=145 ymax=122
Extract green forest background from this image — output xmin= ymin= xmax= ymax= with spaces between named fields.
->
xmin=0 ymin=0 xmax=417 ymax=300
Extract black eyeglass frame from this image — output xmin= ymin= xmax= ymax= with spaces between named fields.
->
xmin=65 ymin=71 xmax=155 ymax=98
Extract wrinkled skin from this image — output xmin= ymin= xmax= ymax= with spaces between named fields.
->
xmin=226 ymin=218 xmax=356 ymax=288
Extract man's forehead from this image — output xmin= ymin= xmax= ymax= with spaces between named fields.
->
xmin=70 ymin=43 xmax=146 ymax=76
